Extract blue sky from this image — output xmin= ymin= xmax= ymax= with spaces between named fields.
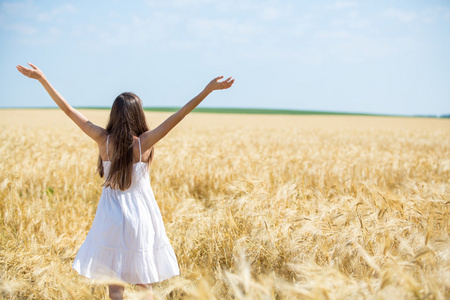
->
xmin=1 ymin=0 xmax=449 ymax=115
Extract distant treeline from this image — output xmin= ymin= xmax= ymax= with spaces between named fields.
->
xmin=143 ymin=107 xmax=391 ymax=116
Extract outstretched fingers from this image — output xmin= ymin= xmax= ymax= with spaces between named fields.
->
xmin=28 ymin=62 xmax=38 ymax=70
xmin=219 ymin=77 xmax=234 ymax=89
xmin=16 ymin=65 xmax=31 ymax=77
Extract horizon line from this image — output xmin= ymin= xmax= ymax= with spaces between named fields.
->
xmin=0 ymin=106 xmax=448 ymax=118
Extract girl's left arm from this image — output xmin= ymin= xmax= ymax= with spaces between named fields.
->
xmin=17 ymin=63 xmax=106 ymax=143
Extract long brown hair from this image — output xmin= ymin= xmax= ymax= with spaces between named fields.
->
xmin=97 ymin=92 xmax=152 ymax=191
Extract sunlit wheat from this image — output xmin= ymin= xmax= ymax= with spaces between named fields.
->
xmin=1 ymin=109 xmax=449 ymax=299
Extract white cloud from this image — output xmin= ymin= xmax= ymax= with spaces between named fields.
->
xmin=383 ymin=8 xmax=417 ymax=23
xmin=326 ymin=1 xmax=358 ymax=10
xmin=146 ymin=0 xmax=213 ymax=8
xmin=0 ymin=1 xmax=75 ymax=45
xmin=0 ymin=1 xmax=75 ymax=23
xmin=0 ymin=1 xmax=36 ymax=35
xmin=328 ymin=12 xmax=372 ymax=32
xmin=72 ymin=12 xmax=185 ymax=51
xmin=420 ymin=8 xmax=441 ymax=24
xmin=20 ymin=27 xmax=61 ymax=45
xmin=188 ymin=18 xmax=258 ymax=44
xmin=37 ymin=4 xmax=76 ymax=22
xmin=2 ymin=23 xmax=37 ymax=35
xmin=319 ymin=30 xmax=351 ymax=39
xmin=260 ymin=7 xmax=283 ymax=21
xmin=0 ymin=0 xmax=34 ymax=15
xmin=285 ymin=36 xmax=387 ymax=65
xmin=259 ymin=5 xmax=292 ymax=21
xmin=348 ymin=10 xmax=359 ymax=18
xmin=329 ymin=36 xmax=400 ymax=63
xmin=0 ymin=0 xmax=35 ymax=28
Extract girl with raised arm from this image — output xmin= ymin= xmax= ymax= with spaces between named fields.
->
xmin=17 ymin=63 xmax=234 ymax=300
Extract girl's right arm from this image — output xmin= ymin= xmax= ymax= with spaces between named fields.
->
xmin=139 ymin=76 xmax=234 ymax=151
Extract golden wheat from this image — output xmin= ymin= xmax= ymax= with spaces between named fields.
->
xmin=0 ymin=109 xmax=449 ymax=299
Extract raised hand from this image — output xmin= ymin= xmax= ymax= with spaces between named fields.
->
xmin=204 ymin=76 xmax=235 ymax=93
xmin=16 ymin=63 xmax=46 ymax=81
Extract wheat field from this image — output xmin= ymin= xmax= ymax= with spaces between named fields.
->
xmin=0 ymin=109 xmax=449 ymax=299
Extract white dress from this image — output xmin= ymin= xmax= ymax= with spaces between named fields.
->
xmin=72 ymin=137 xmax=180 ymax=284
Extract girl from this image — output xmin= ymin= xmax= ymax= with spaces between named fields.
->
xmin=17 ymin=63 xmax=234 ymax=299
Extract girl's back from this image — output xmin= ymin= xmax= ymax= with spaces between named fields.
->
xmin=101 ymin=135 xmax=152 ymax=165
xmin=73 ymin=134 xmax=179 ymax=284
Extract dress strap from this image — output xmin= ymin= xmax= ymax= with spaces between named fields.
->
xmin=106 ymin=135 xmax=110 ymax=161
xmin=138 ymin=137 xmax=142 ymax=162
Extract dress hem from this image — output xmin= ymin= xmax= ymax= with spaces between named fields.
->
xmin=72 ymin=266 xmax=180 ymax=285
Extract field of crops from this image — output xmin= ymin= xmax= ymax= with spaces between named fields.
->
xmin=0 ymin=109 xmax=449 ymax=299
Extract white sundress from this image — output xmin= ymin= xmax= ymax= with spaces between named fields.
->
xmin=72 ymin=136 xmax=180 ymax=284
